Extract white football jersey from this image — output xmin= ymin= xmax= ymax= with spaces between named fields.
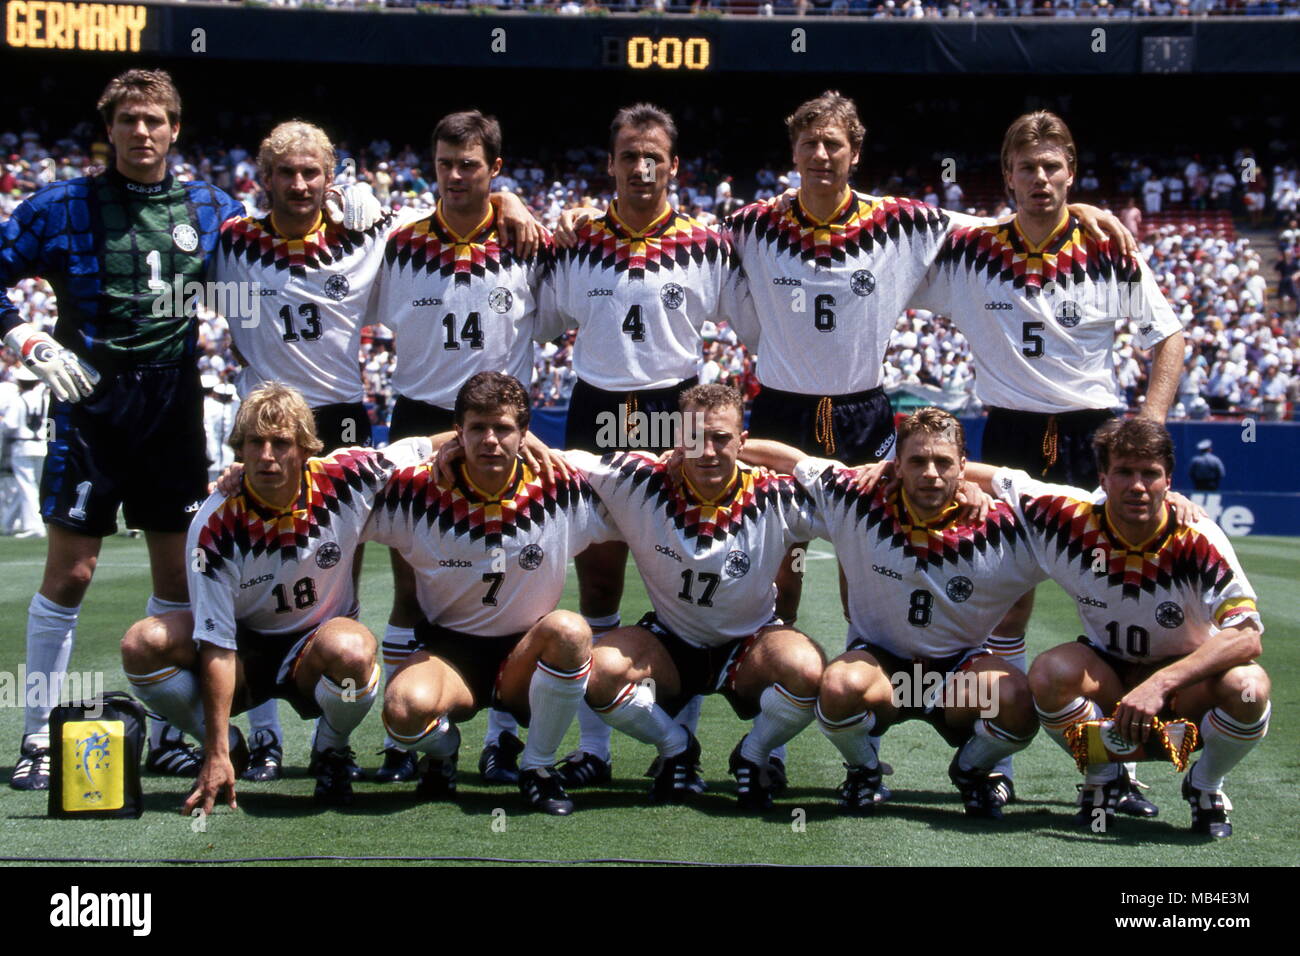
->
xmin=214 ymin=213 xmax=394 ymax=407
xmin=569 ymin=450 xmax=818 ymax=647
xmin=539 ymin=204 xmax=750 ymax=390
xmin=992 ymin=468 xmax=1263 ymax=662
xmin=910 ymin=215 xmax=1183 ymax=413
xmin=367 ymin=459 xmax=614 ymax=636
xmin=726 ymin=193 xmax=969 ymax=395
xmin=793 ymin=457 xmax=1046 ymax=659
xmin=371 ymin=205 xmax=554 ymax=408
xmin=189 ymin=438 xmax=430 ymax=649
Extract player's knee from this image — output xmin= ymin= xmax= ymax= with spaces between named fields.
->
xmin=819 ymin=660 xmax=873 ymax=713
xmin=541 ymin=610 xmax=592 ymax=662
xmin=317 ymin=626 xmax=377 ymax=679
xmin=1215 ymin=664 xmax=1271 ymax=718
xmin=587 ymin=644 xmax=630 ymax=705
xmin=991 ymin=671 xmax=1037 ymax=731
xmin=383 ymin=681 xmax=440 ymax=736
xmin=120 ymin=617 xmax=170 ymax=670
xmin=1027 ymin=647 xmax=1077 ymax=703
xmin=775 ymin=640 xmax=825 ymax=698
xmin=47 ymin=561 xmax=96 ymax=606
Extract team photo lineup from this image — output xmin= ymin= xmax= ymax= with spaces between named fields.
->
xmin=0 ymin=50 xmax=1291 ymax=873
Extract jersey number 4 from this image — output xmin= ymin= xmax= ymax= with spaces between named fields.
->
xmin=622 ymin=304 xmax=646 ymax=342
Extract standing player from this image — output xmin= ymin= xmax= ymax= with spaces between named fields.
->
xmin=972 ymin=420 xmax=1269 ymax=837
xmin=741 ymin=409 xmax=1045 ymax=818
xmin=574 ymin=385 xmax=825 ymax=810
xmin=370 ymin=110 xmax=554 ymax=785
xmin=372 ymin=373 xmax=612 ymax=815
xmin=541 ymin=104 xmax=754 ymax=788
xmin=120 ymin=383 xmax=430 ymax=808
xmin=0 ymin=70 xmax=244 ymax=789
xmin=910 ymin=110 xmax=1186 ymax=810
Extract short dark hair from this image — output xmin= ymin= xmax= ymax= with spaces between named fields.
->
xmin=679 ymin=383 xmax=744 ymax=426
xmin=896 ymin=407 xmax=966 ymax=460
xmin=1093 ymin=418 xmax=1175 ymax=477
xmin=454 ymin=371 xmax=530 ymax=431
xmin=97 ymin=68 xmax=181 ymax=127
xmin=609 ymin=103 xmax=677 ymax=157
xmin=433 ymin=110 xmax=502 ymax=166
xmin=786 ymin=91 xmax=866 ymax=155
xmin=1001 ymin=110 xmax=1078 ymax=178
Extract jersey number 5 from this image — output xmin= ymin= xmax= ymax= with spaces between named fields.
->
xmin=1021 ymin=321 xmax=1045 ymax=358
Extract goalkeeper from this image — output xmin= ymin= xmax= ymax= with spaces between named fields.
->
xmin=0 ymin=69 xmax=380 ymax=791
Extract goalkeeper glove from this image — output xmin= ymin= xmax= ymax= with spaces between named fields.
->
xmin=4 ymin=324 xmax=100 ymax=403
xmin=324 ymin=181 xmax=382 ymax=231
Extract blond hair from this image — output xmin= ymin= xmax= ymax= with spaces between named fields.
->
xmin=896 ymin=406 xmax=966 ymax=459
xmin=786 ymin=91 xmax=866 ymax=155
xmin=257 ymin=120 xmax=337 ymax=186
xmin=228 ymin=382 xmax=323 ymax=458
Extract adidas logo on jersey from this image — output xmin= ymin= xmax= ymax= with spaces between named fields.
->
xmin=655 ymin=544 xmax=683 ymax=562
xmin=872 ymin=564 xmax=902 ymax=580
xmin=587 ymin=288 xmax=614 ymax=297
xmin=411 ymin=297 xmax=443 ymax=307
xmin=984 ymin=302 xmax=1013 ymax=310
xmin=438 ymin=559 xmax=474 ymax=568
xmin=240 ymin=573 xmax=274 ymax=590
xmin=772 ymin=277 xmax=802 ymax=286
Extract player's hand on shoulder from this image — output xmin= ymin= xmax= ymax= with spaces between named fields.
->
xmin=182 ymin=754 xmax=238 ymax=817
xmin=492 ymin=191 xmax=541 ymax=258
xmin=553 ymin=205 xmax=603 ymax=248
xmin=954 ymin=480 xmax=993 ymax=526
xmin=657 ymin=446 xmax=686 ymax=489
xmin=851 ymin=459 xmax=895 ymax=496
xmin=1070 ymin=202 xmax=1137 ymax=261
xmin=1165 ymin=490 xmax=1208 ymax=527
xmin=520 ymin=432 xmax=570 ymax=488
xmin=324 ymin=180 xmax=382 ymax=231
xmin=4 ymin=325 xmax=99 ymax=403
xmin=772 ymin=187 xmax=798 ymax=215
xmin=213 ymin=462 xmax=245 ymax=498
xmin=433 ymin=436 xmax=465 ymax=485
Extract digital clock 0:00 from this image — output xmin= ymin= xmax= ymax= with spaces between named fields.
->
xmin=626 ymin=35 xmax=711 ymax=70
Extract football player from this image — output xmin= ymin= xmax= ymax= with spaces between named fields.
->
xmin=741 ymin=408 xmax=1044 ymax=819
xmin=539 ymin=104 xmax=755 ymax=789
xmin=571 ymin=385 xmax=825 ymax=810
xmin=120 ymin=383 xmax=429 ymax=810
xmin=910 ymin=110 xmax=1187 ymax=812
xmin=969 ymin=419 xmax=1269 ymax=838
xmin=371 ymin=372 xmax=613 ymax=815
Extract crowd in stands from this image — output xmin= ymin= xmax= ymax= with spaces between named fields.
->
xmin=2 ymin=126 xmax=1297 ymax=427
xmin=182 ymin=0 xmax=1300 ymax=19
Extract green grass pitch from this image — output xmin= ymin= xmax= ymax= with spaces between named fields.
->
xmin=1 ymin=534 xmax=1295 ymax=866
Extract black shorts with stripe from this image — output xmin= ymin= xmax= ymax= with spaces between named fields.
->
xmin=312 ymin=401 xmax=372 ymax=451
xmin=42 ymin=361 xmax=209 ymax=537
xmin=636 ymin=611 xmax=761 ymax=720
xmin=389 ymin=395 xmax=456 ymax=443
xmin=748 ymin=384 xmax=895 ymax=464
xmin=847 ymin=637 xmax=991 ymax=746
xmin=980 ymin=406 xmax=1114 ymax=487
xmin=414 ymin=621 xmax=530 ymax=725
xmin=564 ymin=376 xmax=698 ymax=454
xmin=233 ymin=623 xmax=321 ymax=720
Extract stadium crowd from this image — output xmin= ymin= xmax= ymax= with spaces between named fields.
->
xmin=2 ymin=125 xmax=1297 ymax=454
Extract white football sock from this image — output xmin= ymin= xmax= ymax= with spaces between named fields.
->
xmin=985 ymin=633 xmax=1027 ymax=780
xmin=23 ymin=592 xmax=78 ymax=745
xmin=593 ymin=681 xmax=687 ymax=757
xmin=1035 ymin=695 xmax=1102 ymax=758
xmin=520 ymin=657 xmax=591 ymax=771
xmin=957 ymin=718 xmax=1034 ymax=772
xmin=145 ymin=594 xmax=189 ymax=617
xmin=677 ymin=694 xmax=704 ymax=736
xmin=1190 ymin=704 xmax=1271 ymax=792
xmin=384 ymin=713 xmax=460 ymax=758
xmin=742 ymin=683 xmax=815 ymax=764
xmin=141 ymin=596 xmax=199 ymax=750
xmin=816 ymin=702 xmax=878 ymax=769
xmin=125 ymin=665 xmax=205 ymax=739
xmin=381 ymin=625 xmax=418 ymax=750
xmin=246 ymin=700 xmax=283 ymax=740
xmin=312 ymin=665 xmax=380 ymax=751
xmin=484 ymin=708 xmax=520 ymax=747
xmin=574 ymin=702 xmax=612 ymax=762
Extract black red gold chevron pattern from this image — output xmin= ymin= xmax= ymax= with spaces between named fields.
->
xmin=1019 ymin=493 xmax=1239 ymax=600
xmin=812 ymin=465 xmax=1026 ymax=570
xmin=560 ymin=208 xmax=729 ymax=280
xmin=375 ymin=460 xmax=593 ymax=549
xmin=196 ymin=449 xmax=391 ymax=574
xmin=937 ymin=215 xmax=1138 ymax=296
xmin=384 ymin=212 xmax=550 ymax=285
xmin=602 ymin=452 xmax=806 ymax=553
xmin=218 ymin=214 xmax=389 ymax=278
xmin=727 ymin=193 xmax=946 ymax=271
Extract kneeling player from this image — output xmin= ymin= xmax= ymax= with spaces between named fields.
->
xmin=743 ymin=408 xmax=1045 ymax=819
xmin=373 ymin=373 xmax=611 ymax=815
xmin=121 ymin=384 xmax=424 ymax=810
xmin=970 ymin=419 xmax=1270 ymax=837
xmin=575 ymin=385 xmax=826 ymax=810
